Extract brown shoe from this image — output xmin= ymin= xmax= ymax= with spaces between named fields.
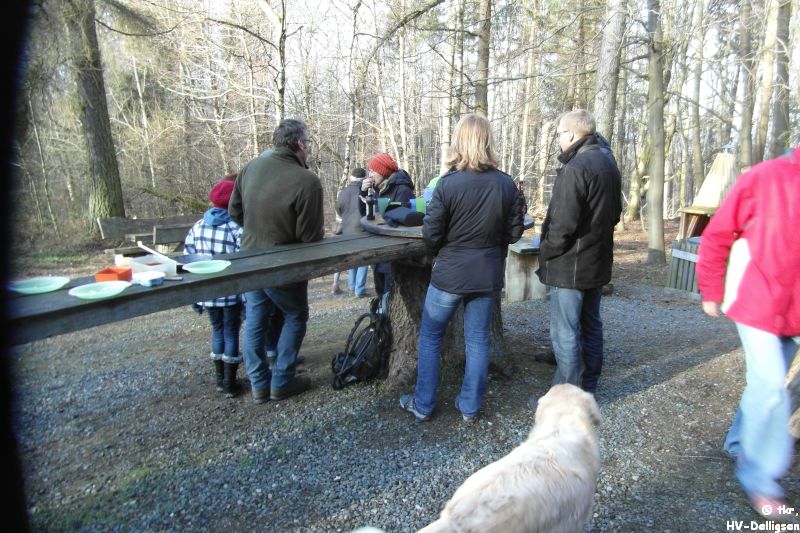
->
xmin=252 ymin=387 xmax=270 ymax=405
xmin=270 ymin=375 xmax=312 ymax=401
xmin=332 ymin=285 xmax=342 ymax=295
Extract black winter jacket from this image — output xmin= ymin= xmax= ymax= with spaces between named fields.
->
xmin=362 ymin=169 xmax=416 ymax=274
xmin=359 ymin=169 xmax=415 ymax=216
xmin=424 ymin=168 xmax=526 ymax=294
xmin=537 ymin=135 xmax=622 ymax=289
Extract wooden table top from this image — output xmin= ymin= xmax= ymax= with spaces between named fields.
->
xmin=361 ymin=214 xmax=535 ymax=238
xmin=8 ymin=233 xmax=427 ymax=345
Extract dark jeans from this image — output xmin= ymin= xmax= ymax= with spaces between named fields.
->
xmin=207 ymin=303 xmax=243 ymax=363
xmin=242 ymin=282 xmax=309 ymax=391
xmin=549 ymin=286 xmax=603 ymax=392
xmin=374 ymin=266 xmax=392 ymax=296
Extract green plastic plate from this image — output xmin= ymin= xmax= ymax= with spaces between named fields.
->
xmin=68 ymin=281 xmax=131 ymax=300
xmin=181 ymin=260 xmax=231 ymax=274
xmin=8 ymin=276 xmax=70 ymax=295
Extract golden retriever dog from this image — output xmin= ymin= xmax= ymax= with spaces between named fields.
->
xmin=417 ymin=384 xmax=602 ymax=533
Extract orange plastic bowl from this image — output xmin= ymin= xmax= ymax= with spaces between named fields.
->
xmin=95 ymin=267 xmax=132 ymax=282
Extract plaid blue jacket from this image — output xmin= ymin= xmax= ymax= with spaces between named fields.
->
xmin=184 ymin=208 xmax=243 ymax=307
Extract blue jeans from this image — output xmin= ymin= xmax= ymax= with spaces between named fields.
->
xmin=549 ymin=286 xmax=604 ymax=392
xmin=414 ymin=285 xmax=495 ymax=418
xmin=723 ymin=323 xmax=798 ymax=498
xmin=265 ymin=307 xmax=284 ymax=358
xmin=207 ymin=304 xmax=243 ymax=363
xmin=348 ymin=266 xmax=369 ymax=296
xmin=242 ymin=282 xmax=309 ymax=391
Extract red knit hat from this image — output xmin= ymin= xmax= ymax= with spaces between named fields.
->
xmin=367 ymin=153 xmax=399 ymax=178
xmin=209 ymin=180 xmax=235 ymax=209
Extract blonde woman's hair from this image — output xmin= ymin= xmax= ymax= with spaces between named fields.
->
xmin=558 ymin=109 xmax=596 ymax=138
xmin=444 ymin=114 xmax=498 ymax=172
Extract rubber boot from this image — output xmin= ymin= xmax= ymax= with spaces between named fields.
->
xmin=213 ymin=359 xmax=224 ymax=392
xmin=223 ymin=363 xmax=241 ymax=398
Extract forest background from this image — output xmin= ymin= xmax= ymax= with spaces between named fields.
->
xmin=12 ymin=0 xmax=800 ymax=264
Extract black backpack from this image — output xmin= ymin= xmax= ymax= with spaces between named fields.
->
xmin=331 ymin=296 xmax=392 ymax=390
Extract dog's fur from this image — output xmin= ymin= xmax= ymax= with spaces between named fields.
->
xmin=417 ymin=384 xmax=602 ymax=533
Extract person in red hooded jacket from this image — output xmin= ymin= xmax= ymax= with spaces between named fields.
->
xmin=696 ymin=147 xmax=800 ymax=519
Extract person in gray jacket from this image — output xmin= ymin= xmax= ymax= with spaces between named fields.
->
xmin=336 ymin=167 xmax=370 ymax=297
xmin=229 ymin=119 xmax=324 ymax=404
xmin=532 ymin=109 xmax=622 ymax=404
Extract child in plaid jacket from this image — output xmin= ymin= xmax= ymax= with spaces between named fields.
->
xmin=184 ymin=176 xmax=243 ymax=397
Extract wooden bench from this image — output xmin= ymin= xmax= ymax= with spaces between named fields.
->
xmin=665 ymin=237 xmax=701 ymax=299
xmin=97 ymin=214 xmax=202 ymax=257
xmin=505 ymin=240 xmax=546 ymax=302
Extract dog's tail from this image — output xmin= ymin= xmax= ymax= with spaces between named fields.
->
xmin=416 ymin=516 xmax=455 ymax=533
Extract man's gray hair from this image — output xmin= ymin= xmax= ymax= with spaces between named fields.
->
xmin=559 ymin=109 xmax=596 ymax=138
xmin=272 ymin=119 xmax=308 ymax=152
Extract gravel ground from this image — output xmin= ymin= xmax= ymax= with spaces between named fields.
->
xmin=10 ymin=226 xmax=800 ymax=532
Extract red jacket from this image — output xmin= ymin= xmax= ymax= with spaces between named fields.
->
xmin=696 ymin=147 xmax=800 ymax=335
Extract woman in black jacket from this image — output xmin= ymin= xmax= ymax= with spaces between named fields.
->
xmin=399 ymin=114 xmax=526 ymax=423
xmin=361 ymin=152 xmax=415 ymax=295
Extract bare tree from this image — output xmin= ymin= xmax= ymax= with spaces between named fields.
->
xmin=766 ymin=0 xmax=792 ymax=159
xmin=646 ymin=0 xmax=666 ymax=264
xmin=593 ymin=0 xmax=628 ymax=139
xmin=737 ymin=0 xmax=756 ymax=169
xmin=64 ymin=0 xmax=125 ymax=225
xmin=474 ymin=0 xmax=491 ymax=115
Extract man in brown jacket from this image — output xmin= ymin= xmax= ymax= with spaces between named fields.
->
xmin=229 ymin=119 xmax=324 ymax=404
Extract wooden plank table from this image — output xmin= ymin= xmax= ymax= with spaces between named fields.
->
xmin=8 ymin=234 xmax=426 ymax=346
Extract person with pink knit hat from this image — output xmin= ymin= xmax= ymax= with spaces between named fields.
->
xmin=361 ymin=152 xmax=415 ymax=295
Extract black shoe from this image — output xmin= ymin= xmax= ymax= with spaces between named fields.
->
xmin=213 ymin=359 xmax=224 ymax=392
xmin=252 ymin=387 xmax=270 ymax=405
xmin=270 ymin=376 xmax=312 ymax=401
xmin=223 ymin=363 xmax=241 ymax=398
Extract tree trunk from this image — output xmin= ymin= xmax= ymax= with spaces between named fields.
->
xmin=593 ymin=0 xmax=627 ymax=140
xmin=30 ymin=108 xmax=59 ymax=236
xmin=399 ymin=2 xmax=410 ymax=171
xmin=64 ymin=0 xmax=125 ymax=225
xmin=767 ymin=0 xmax=791 ymax=159
xmin=132 ymin=58 xmax=156 ymax=189
xmin=646 ymin=0 xmax=666 ymax=265
xmin=384 ymin=259 xmax=510 ymax=390
xmin=474 ymin=0 xmax=491 ymax=115
xmin=754 ymin=0 xmax=779 ymax=163
xmin=342 ymin=1 xmax=364 ymax=182
xmin=690 ymin=0 xmax=706 ymax=190
xmin=737 ymin=1 xmax=755 ymax=170
xmin=626 ymin=122 xmax=650 ymax=222
xmin=385 ymin=260 xmax=431 ymax=391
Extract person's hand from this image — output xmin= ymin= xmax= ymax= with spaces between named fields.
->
xmin=702 ymin=301 xmax=721 ymax=317
xmin=361 ymin=178 xmax=373 ymax=191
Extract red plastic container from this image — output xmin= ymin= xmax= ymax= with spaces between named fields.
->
xmin=95 ymin=267 xmax=132 ymax=282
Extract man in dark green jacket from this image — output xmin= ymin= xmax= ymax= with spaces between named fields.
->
xmin=229 ymin=119 xmax=324 ymax=404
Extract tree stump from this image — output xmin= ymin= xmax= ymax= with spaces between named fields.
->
xmin=384 ymin=259 xmax=431 ymax=391
xmin=384 ymin=258 xmax=510 ymax=391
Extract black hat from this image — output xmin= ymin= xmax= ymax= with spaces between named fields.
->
xmin=351 ymin=167 xmax=367 ymax=179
